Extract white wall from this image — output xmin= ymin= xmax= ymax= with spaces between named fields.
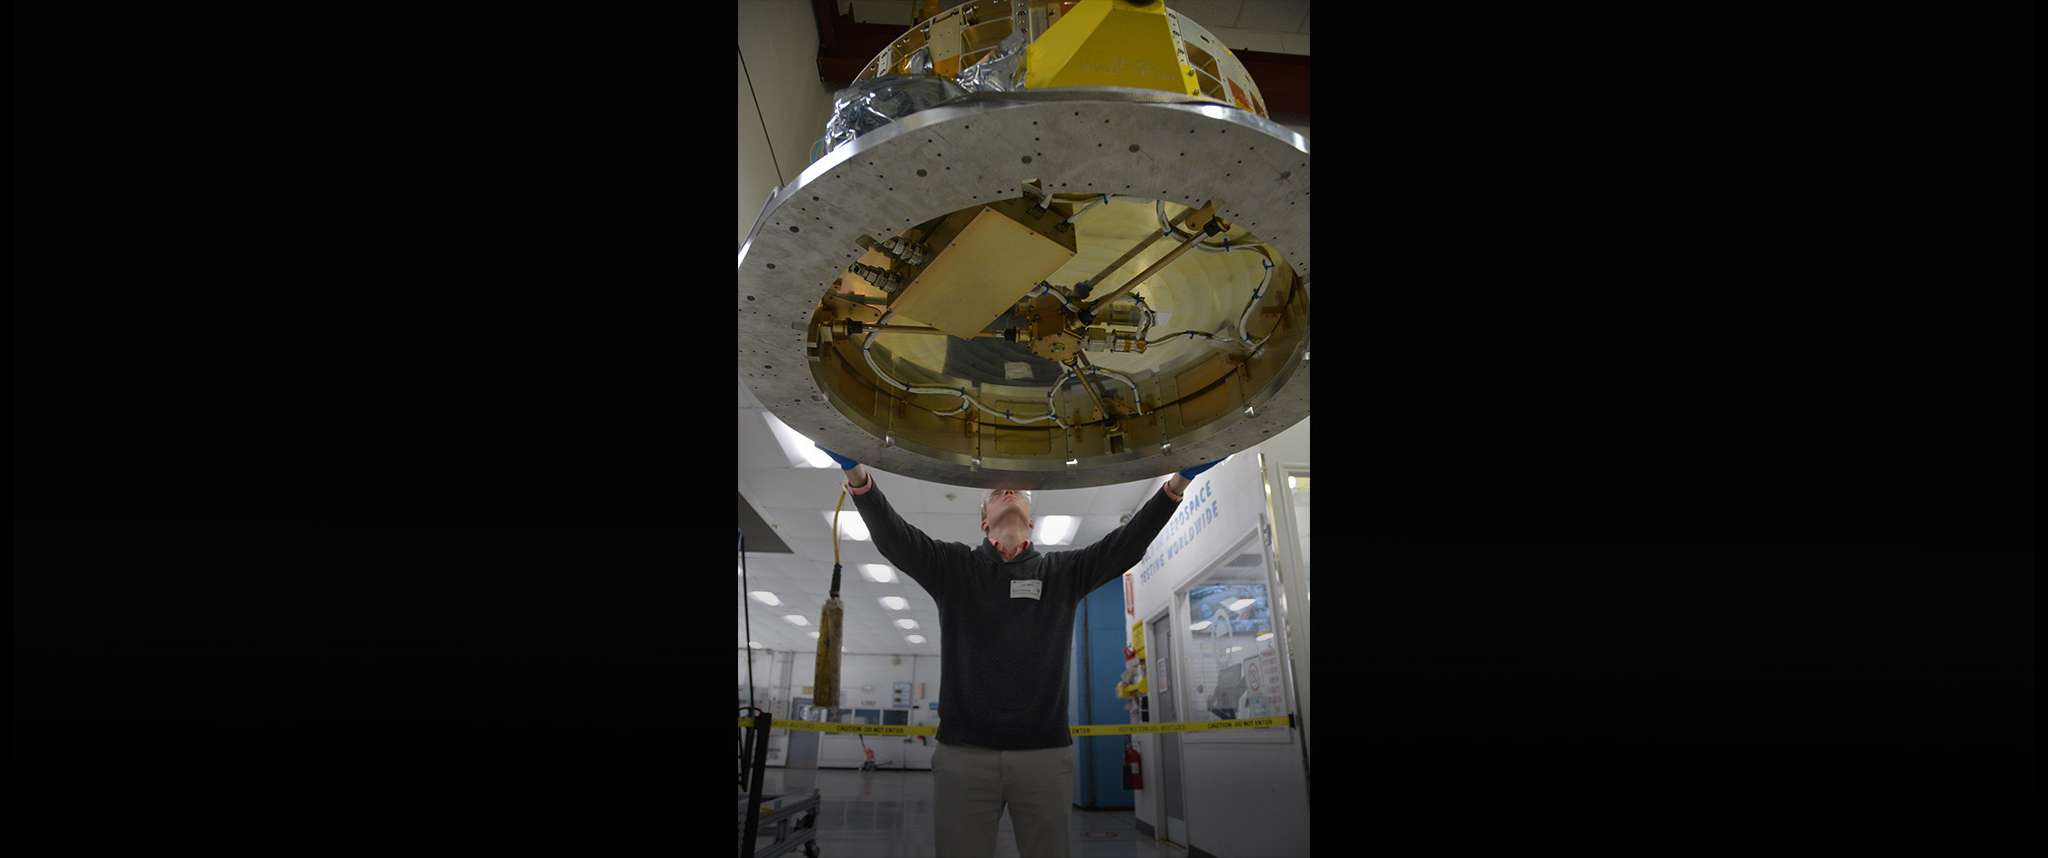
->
xmin=806 ymin=652 xmax=942 ymax=769
xmin=1126 ymin=453 xmax=1311 ymax=858
xmin=740 ymin=649 xmax=944 ymax=769
xmin=738 ymin=0 xmax=837 ymax=247
xmin=1261 ymin=415 xmax=1308 ymax=463
xmin=784 ymin=652 xmax=943 ymax=720
xmin=737 ymin=50 xmax=781 ymax=247
xmin=737 ymin=647 xmax=793 ymax=712
xmin=739 ymin=650 xmax=946 ymax=711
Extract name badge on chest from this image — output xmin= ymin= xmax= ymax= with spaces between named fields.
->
xmin=1009 ymin=579 xmax=1044 ymax=601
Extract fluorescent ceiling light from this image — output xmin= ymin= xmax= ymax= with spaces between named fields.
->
xmin=1225 ymin=645 xmax=1244 ymax=654
xmin=894 ymin=618 xmax=919 ymax=630
xmin=1256 ymin=632 xmax=1275 ymax=642
xmin=763 ymin=413 xmax=837 ymax=468
xmin=747 ymin=641 xmax=764 ymax=649
xmin=859 ymin=564 xmax=896 ymax=583
xmin=1034 ymin=515 xmax=1079 ymax=546
xmin=823 ymin=510 xmax=870 ymax=541
xmin=905 ymin=634 xmax=927 ymax=644
xmin=1189 ymin=620 xmax=1213 ymax=632
xmin=808 ymin=631 xmax=820 ymax=639
xmin=749 ymin=591 xmax=782 ymax=607
xmin=782 ymin=614 xmax=810 ymax=627
xmin=1226 ymin=597 xmax=1256 ymax=612
xmin=878 ymin=596 xmax=909 ymax=611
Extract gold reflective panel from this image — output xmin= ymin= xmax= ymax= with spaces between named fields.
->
xmin=807 ymin=195 xmax=1307 ymax=471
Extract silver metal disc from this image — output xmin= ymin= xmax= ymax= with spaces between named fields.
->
xmin=739 ymin=89 xmax=1309 ymax=489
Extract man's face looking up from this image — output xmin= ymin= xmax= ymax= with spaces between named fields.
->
xmin=981 ymin=489 xmax=1032 ymax=535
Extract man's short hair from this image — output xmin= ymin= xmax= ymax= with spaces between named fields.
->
xmin=980 ymin=489 xmax=1034 ymax=521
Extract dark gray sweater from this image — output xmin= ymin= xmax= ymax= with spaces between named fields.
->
xmin=848 ymin=480 xmax=1183 ymax=750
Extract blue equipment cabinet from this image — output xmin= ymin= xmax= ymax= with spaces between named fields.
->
xmin=1070 ymin=578 xmax=1135 ymax=809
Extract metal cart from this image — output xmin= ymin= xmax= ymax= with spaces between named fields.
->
xmin=738 ymin=790 xmax=821 ymax=858
xmin=740 ymin=709 xmax=822 ymax=858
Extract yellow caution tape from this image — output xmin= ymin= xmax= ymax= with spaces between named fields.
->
xmin=739 ymin=715 xmax=1293 ymax=737
xmin=1069 ymin=716 xmax=1290 ymax=736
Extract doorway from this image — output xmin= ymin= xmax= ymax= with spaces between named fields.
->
xmin=1147 ymin=611 xmax=1189 ymax=846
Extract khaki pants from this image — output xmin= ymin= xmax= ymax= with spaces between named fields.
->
xmin=932 ymin=742 xmax=1074 ymax=858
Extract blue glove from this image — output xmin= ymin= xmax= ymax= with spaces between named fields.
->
xmin=1177 ymin=458 xmax=1224 ymax=480
xmin=819 ymin=447 xmax=860 ymax=471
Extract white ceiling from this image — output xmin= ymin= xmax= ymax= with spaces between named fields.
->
xmin=738 ymin=379 xmax=1163 ymax=656
xmin=846 ymin=1 xmax=1310 ymax=54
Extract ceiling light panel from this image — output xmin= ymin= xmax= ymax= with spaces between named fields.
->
xmin=823 ymin=510 xmax=871 ymax=541
xmin=763 ymin=412 xmax=838 ymax=468
xmin=1033 ymin=515 xmax=1080 ymax=545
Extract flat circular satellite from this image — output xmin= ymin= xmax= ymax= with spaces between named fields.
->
xmin=739 ymin=0 xmax=1308 ymax=489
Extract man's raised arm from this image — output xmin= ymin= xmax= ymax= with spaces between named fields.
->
xmin=1070 ymin=459 xmax=1226 ymax=592
xmin=823 ymin=450 xmax=959 ymax=601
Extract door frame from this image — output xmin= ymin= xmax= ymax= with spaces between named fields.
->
xmin=1144 ymin=606 xmax=1190 ymax=846
xmin=1260 ymin=453 xmax=1311 ymax=770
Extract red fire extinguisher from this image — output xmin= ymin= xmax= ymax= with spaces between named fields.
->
xmin=1122 ymin=742 xmax=1143 ymax=790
